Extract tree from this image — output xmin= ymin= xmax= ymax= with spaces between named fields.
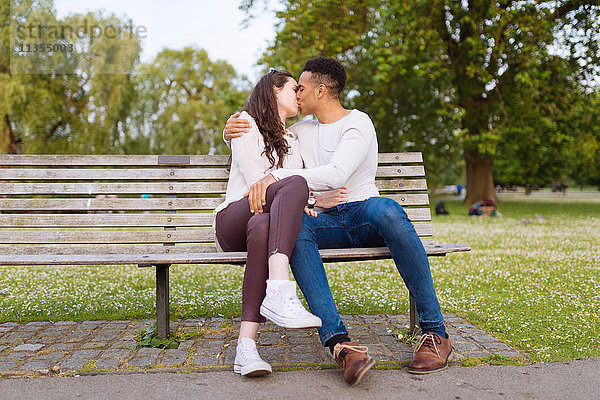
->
xmin=131 ymin=47 xmax=249 ymax=155
xmin=2 ymin=1 xmax=142 ymax=154
xmin=242 ymin=0 xmax=600 ymax=203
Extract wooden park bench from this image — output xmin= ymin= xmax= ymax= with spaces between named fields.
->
xmin=0 ymin=153 xmax=470 ymax=339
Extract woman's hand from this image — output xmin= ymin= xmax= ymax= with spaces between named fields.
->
xmin=314 ymin=187 xmax=348 ymax=209
xmin=304 ymin=207 xmax=317 ymax=217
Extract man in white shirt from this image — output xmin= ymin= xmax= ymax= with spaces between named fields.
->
xmin=225 ymin=56 xmax=453 ymax=384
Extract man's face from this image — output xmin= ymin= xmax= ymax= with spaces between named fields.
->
xmin=296 ymin=71 xmax=317 ymax=115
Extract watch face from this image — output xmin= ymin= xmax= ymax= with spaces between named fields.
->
xmin=308 ymin=196 xmax=316 ymax=206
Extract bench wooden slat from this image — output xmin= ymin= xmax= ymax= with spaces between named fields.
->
xmin=0 ymin=224 xmax=432 ymax=244
xmin=0 ymin=208 xmax=431 ymax=228
xmin=0 ymin=239 xmax=436 ymax=255
xmin=2 ymin=180 xmax=426 ymax=195
xmin=0 ymin=166 xmax=425 ymax=180
xmin=0 ymin=153 xmax=424 ymax=166
xmin=0 ymin=213 xmax=215 ymax=227
xmin=0 ymin=155 xmax=229 ymax=166
xmin=0 ymin=243 xmax=469 ymax=266
xmin=0 ymin=194 xmax=429 ymax=211
xmin=0 ymin=168 xmax=231 ymax=180
xmin=375 ymin=179 xmax=427 ymax=191
xmin=377 ymin=153 xmax=423 ymax=163
xmin=0 ymin=230 xmax=215 ymax=244
xmin=0 ymin=244 xmax=217 ymax=255
xmin=0 ymin=182 xmax=228 ymax=195
xmin=0 ymin=198 xmax=224 ymax=211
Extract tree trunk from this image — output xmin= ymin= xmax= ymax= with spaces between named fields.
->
xmin=463 ymin=150 xmax=498 ymax=205
xmin=1 ymin=115 xmax=20 ymax=154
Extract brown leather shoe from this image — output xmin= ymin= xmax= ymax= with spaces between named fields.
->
xmin=408 ymin=332 xmax=453 ymax=374
xmin=333 ymin=342 xmax=375 ymax=386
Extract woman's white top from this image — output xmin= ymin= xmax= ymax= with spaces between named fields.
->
xmin=214 ymin=111 xmax=304 ymax=215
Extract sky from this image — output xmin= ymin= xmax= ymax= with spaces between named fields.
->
xmin=53 ymin=0 xmax=279 ymax=82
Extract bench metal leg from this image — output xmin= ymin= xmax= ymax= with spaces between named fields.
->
xmin=155 ymin=264 xmax=171 ymax=339
xmin=409 ymin=296 xmax=420 ymax=336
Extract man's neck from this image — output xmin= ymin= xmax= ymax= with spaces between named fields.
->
xmin=314 ymin=102 xmax=352 ymax=124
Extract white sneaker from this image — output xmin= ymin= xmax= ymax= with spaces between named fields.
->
xmin=260 ymin=280 xmax=322 ymax=329
xmin=233 ymin=337 xmax=272 ymax=377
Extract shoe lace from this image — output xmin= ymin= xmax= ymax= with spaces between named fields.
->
xmin=333 ymin=343 xmax=369 ymax=360
xmin=413 ymin=333 xmax=441 ymax=357
xmin=281 ymin=293 xmax=309 ymax=316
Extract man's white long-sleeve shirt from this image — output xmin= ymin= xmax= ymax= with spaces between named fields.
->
xmin=271 ymin=109 xmax=380 ymax=203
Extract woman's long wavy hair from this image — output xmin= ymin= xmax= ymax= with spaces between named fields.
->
xmin=244 ymin=69 xmax=293 ymax=169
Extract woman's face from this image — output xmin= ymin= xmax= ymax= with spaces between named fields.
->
xmin=276 ymin=78 xmax=299 ymax=120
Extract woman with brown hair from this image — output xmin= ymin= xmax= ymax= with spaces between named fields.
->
xmin=214 ymin=70 xmax=321 ymax=376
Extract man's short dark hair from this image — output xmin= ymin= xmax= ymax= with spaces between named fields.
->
xmin=302 ymin=56 xmax=346 ymax=98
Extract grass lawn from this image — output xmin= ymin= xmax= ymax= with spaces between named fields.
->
xmin=0 ymin=191 xmax=598 ymax=362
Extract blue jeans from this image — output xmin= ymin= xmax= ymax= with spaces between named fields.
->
xmin=290 ymin=197 xmax=446 ymax=345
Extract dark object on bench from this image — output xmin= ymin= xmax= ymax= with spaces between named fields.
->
xmin=0 ymin=153 xmax=470 ymax=338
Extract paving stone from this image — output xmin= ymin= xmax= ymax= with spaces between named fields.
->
xmin=453 ymin=342 xmax=481 ymax=352
xmin=20 ymin=361 xmax=52 ymax=371
xmin=2 ymin=352 xmax=30 ymax=361
xmin=14 ymin=343 xmax=44 ymax=351
xmin=95 ymin=359 xmax=120 ymax=369
xmin=470 ymin=333 xmax=500 ymax=343
xmin=0 ymin=327 xmax=13 ymax=334
xmin=289 ymin=353 xmax=323 ymax=364
xmin=481 ymin=341 xmax=513 ymax=350
xmin=61 ymin=358 xmax=89 ymax=371
xmin=461 ymin=351 xmax=491 ymax=358
xmin=0 ymin=322 xmax=18 ymax=328
xmin=136 ymin=347 xmax=163 ymax=357
xmin=255 ymin=347 xmax=285 ymax=364
xmin=257 ymin=330 xmax=282 ymax=339
xmin=178 ymin=340 xmax=195 ymax=350
xmin=47 ymin=343 xmax=74 ymax=351
xmin=290 ymin=344 xmax=317 ymax=353
xmin=111 ymin=341 xmax=137 ymax=350
xmin=31 ymin=352 xmax=63 ymax=364
xmin=101 ymin=349 xmax=132 ymax=359
xmin=83 ymin=342 xmax=107 ymax=349
xmin=104 ymin=323 xmax=129 ymax=330
xmin=0 ymin=362 xmax=18 ymax=370
xmin=192 ymin=355 xmax=218 ymax=366
xmin=162 ymin=356 xmax=186 ymax=366
xmin=72 ymin=350 xmax=101 ymax=359
xmin=128 ymin=357 xmax=156 ymax=367
xmin=55 ymin=321 xmax=77 ymax=326
xmin=257 ymin=337 xmax=280 ymax=346
xmin=391 ymin=352 xmax=413 ymax=362
xmin=0 ymin=345 xmax=8 ymax=353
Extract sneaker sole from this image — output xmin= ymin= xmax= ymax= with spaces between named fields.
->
xmin=348 ymin=358 xmax=376 ymax=386
xmin=234 ymin=362 xmax=272 ymax=377
xmin=260 ymin=305 xmax=322 ymax=329
xmin=407 ymin=348 xmax=454 ymax=375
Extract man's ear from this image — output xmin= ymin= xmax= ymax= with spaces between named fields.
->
xmin=316 ymin=84 xmax=327 ymax=99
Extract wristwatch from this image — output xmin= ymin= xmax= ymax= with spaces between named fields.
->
xmin=307 ymin=193 xmax=316 ymax=207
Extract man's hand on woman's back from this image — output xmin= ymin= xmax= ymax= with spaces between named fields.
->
xmin=225 ymin=112 xmax=251 ymax=140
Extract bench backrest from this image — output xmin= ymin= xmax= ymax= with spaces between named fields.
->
xmin=0 ymin=153 xmax=432 ymax=256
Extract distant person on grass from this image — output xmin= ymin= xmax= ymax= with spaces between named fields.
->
xmin=225 ymin=56 xmax=453 ymax=385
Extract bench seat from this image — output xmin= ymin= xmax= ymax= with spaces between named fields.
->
xmin=0 ymin=153 xmax=470 ymax=338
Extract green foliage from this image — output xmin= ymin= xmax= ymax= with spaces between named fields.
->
xmin=136 ymin=321 xmax=198 ymax=350
xmin=131 ymin=47 xmax=249 ymax=155
xmin=1 ymin=1 xmax=249 ymax=156
xmin=243 ymin=0 xmax=600 ymax=192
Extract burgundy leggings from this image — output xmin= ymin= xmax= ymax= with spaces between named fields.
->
xmin=215 ymin=175 xmax=309 ymax=322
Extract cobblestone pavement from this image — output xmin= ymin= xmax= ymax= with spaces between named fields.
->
xmin=0 ymin=314 xmax=523 ymax=377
